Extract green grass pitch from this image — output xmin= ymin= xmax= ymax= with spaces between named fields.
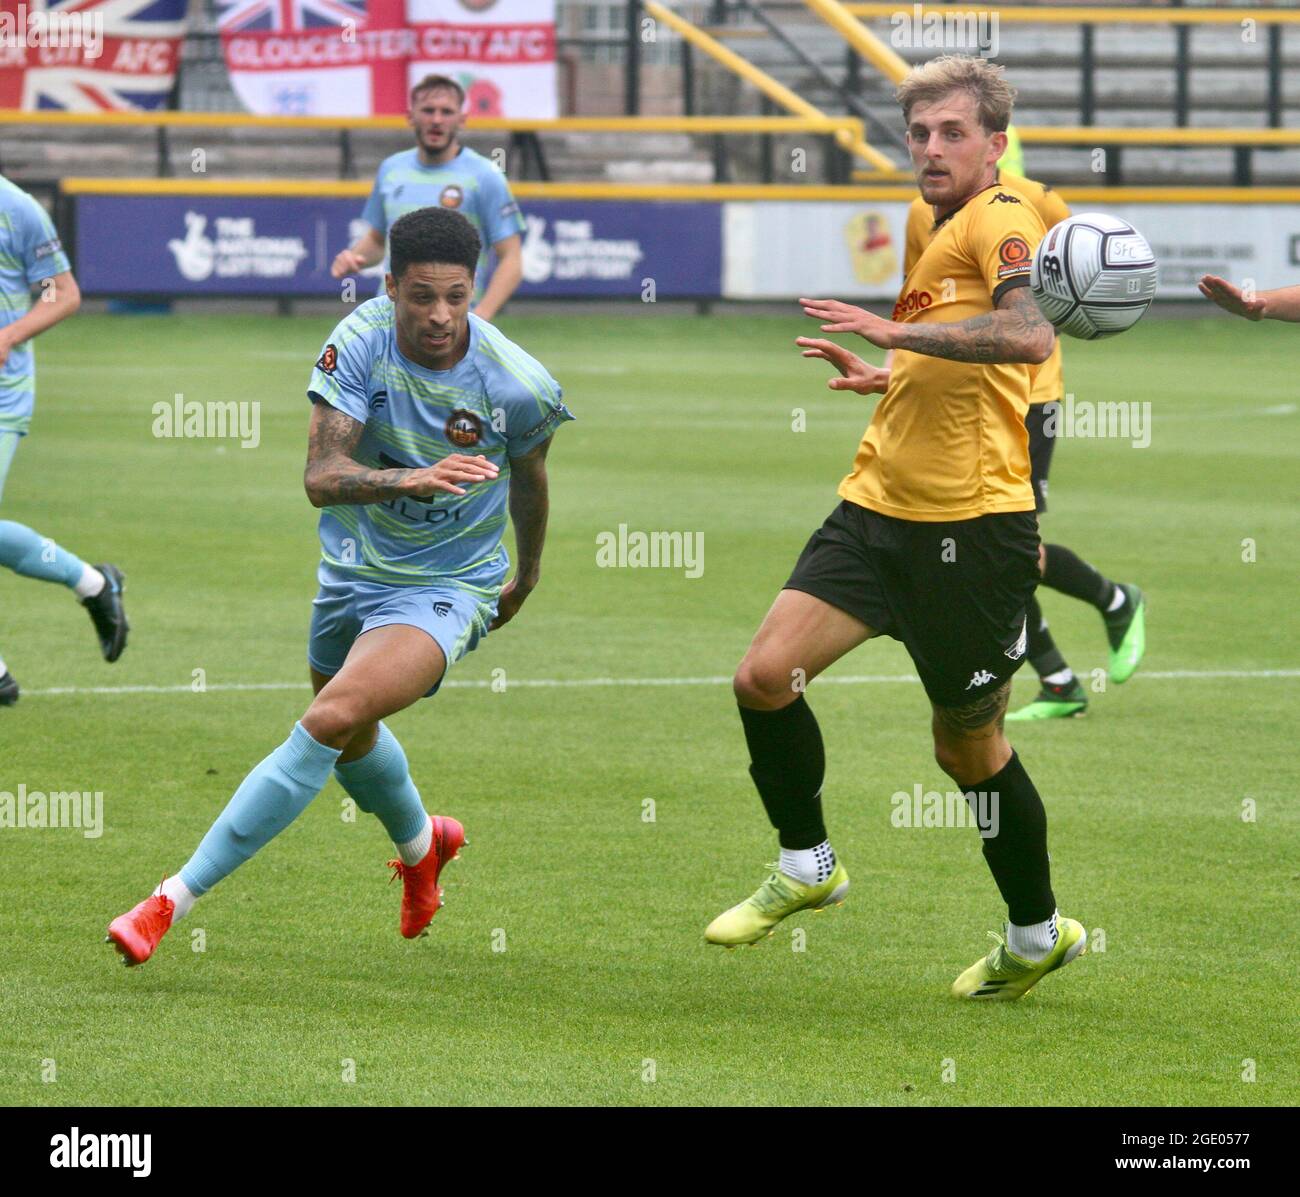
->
xmin=1 ymin=309 xmax=1295 ymax=1106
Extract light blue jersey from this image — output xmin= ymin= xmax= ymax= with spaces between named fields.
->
xmin=361 ymin=146 xmax=525 ymax=298
xmin=307 ymin=297 xmax=572 ymax=597
xmin=0 ymin=176 xmax=71 ymax=436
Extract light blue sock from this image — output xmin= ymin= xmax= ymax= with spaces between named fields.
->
xmin=180 ymin=722 xmax=342 ymax=895
xmin=0 ymin=519 xmax=85 ymax=588
xmin=333 ymin=722 xmax=428 ymax=845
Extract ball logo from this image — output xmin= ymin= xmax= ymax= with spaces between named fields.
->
xmin=445 ymin=409 xmax=484 ymax=448
xmin=316 ymin=344 xmax=338 ymax=374
xmin=458 ymin=0 xmax=498 ymax=10
xmin=892 ymin=288 xmax=933 ymax=320
xmin=440 ymin=185 xmax=464 ymax=209
xmin=1040 ymin=253 xmax=1064 ymax=288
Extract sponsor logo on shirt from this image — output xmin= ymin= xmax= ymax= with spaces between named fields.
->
xmin=892 ymin=288 xmax=934 ymax=320
xmin=445 ymin=408 xmax=483 ymax=447
xmin=316 ymin=344 xmax=338 ymax=374
xmin=996 ymin=235 xmax=1032 ymax=279
xmin=33 ymin=238 xmax=63 ymax=260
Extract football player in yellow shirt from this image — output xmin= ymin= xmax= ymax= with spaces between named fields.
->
xmin=705 ymin=56 xmax=1086 ymax=1000
xmin=903 ymin=171 xmax=1146 ymax=721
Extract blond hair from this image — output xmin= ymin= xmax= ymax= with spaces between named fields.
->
xmin=895 ymin=55 xmax=1016 ymax=132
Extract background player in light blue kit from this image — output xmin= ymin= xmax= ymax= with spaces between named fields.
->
xmin=0 ymin=174 xmax=130 ymax=706
xmin=331 ymin=74 xmax=526 ymax=321
xmin=108 ymin=208 xmax=572 ymax=965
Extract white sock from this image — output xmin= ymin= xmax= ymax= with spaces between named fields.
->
xmin=1043 ymin=668 xmax=1074 ymax=686
xmin=1007 ymin=910 xmax=1059 ymax=962
xmin=779 ymin=840 xmax=836 ymax=886
xmin=0 ymin=655 xmax=7 ymax=676
xmin=1106 ymin=585 xmax=1126 ymax=613
xmin=74 ymin=564 xmax=106 ymax=600
xmin=154 ymin=875 xmax=198 ymax=921
xmin=397 ymin=816 xmax=432 ymax=866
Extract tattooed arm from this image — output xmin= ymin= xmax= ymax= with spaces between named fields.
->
xmin=891 ymin=288 xmax=1054 ymax=364
xmin=801 ymin=288 xmax=1055 ymax=366
xmin=303 ymin=401 xmax=498 ymax=508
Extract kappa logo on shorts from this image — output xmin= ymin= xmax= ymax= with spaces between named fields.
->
xmin=1004 ymin=617 xmax=1028 ymax=661
xmin=432 ymin=600 xmax=453 ymax=618
xmin=316 ymin=344 xmax=338 ymax=374
xmin=965 ymin=669 xmax=998 ymax=690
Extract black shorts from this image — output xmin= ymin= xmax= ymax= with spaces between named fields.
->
xmin=785 ymin=500 xmax=1040 ymax=708
xmin=1025 ymin=402 xmax=1056 ymax=513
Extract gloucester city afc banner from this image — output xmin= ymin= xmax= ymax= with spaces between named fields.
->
xmin=0 ymin=0 xmax=188 ymax=110
xmin=218 ymin=0 xmax=557 ymax=118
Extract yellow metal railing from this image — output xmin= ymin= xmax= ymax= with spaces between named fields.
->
xmin=58 ymin=177 xmax=1300 ymax=205
xmin=644 ymin=0 xmax=906 ymax=177
xmin=846 ymin=4 xmax=1300 ymax=25
xmin=0 ymin=109 xmax=859 ymax=136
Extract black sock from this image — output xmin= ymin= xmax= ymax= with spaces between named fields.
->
xmin=1042 ymin=544 xmax=1116 ymax=613
xmin=967 ymin=751 xmax=1055 ymax=926
xmin=737 ymin=696 xmax=827 ymax=850
xmin=1024 ymin=592 xmax=1070 ymax=681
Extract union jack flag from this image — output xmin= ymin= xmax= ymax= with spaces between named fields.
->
xmin=216 ymin=0 xmax=370 ymax=35
xmin=0 ymin=0 xmax=189 ymax=111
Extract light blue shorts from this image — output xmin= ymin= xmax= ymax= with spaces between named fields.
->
xmin=307 ymin=563 xmax=497 ymax=696
xmin=0 ymin=431 xmax=19 ymax=505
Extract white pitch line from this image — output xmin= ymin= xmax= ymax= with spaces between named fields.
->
xmin=17 ymin=668 xmax=1300 ymax=698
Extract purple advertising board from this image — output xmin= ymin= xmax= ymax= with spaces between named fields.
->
xmin=72 ymin=194 xmax=722 ymax=299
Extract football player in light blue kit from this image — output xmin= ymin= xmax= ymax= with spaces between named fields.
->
xmin=108 ymin=207 xmax=572 ymax=965
xmin=0 ymin=174 xmax=130 ymax=706
xmin=332 ymin=73 xmax=526 ymax=321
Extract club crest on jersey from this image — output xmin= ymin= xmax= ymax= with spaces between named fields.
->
xmin=316 ymin=344 xmax=338 ymax=374
xmin=996 ymin=237 xmax=1032 ymax=279
xmin=445 ymin=409 xmax=484 ymax=448
xmin=440 ymin=185 xmax=465 ymax=209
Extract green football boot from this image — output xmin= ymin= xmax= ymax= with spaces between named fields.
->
xmin=705 ymin=862 xmax=849 ymax=947
xmin=1105 ymin=583 xmax=1146 ymax=684
xmin=951 ymin=915 xmax=1087 ymax=1000
xmin=1007 ymin=677 xmax=1088 ymax=721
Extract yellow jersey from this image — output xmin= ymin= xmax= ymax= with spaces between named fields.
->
xmin=840 ymin=181 xmax=1047 ymax=521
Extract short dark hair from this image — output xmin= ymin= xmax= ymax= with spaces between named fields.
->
xmin=410 ymin=74 xmax=465 ymax=108
xmin=388 ymin=207 xmax=481 ymax=281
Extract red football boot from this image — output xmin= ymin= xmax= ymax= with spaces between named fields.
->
xmin=106 ymin=889 xmax=175 ymax=966
xmin=387 ymin=816 xmax=465 ymax=939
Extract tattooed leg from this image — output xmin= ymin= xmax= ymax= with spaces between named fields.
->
xmin=931 ymin=680 xmax=1012 ymax=787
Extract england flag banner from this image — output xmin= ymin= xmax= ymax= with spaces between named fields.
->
xmin=219 ymin=0 xmax=557 ymax=118
xmin=0 ymin=0 xmax=188 ymax=110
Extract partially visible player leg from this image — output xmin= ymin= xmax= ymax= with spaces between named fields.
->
xmin=704 ymin=588 xmax=871 ymax=946
xmin=313 ymin=667 xmax=465 ymax=938
xmin=931 ymin=686 xmax=1085 ymax=999
xmin=1009 ymin=411 xmax=1088 ymax=720
xmin=1041 ymin=543 xmax=1146 ymax=684
xmin=0 ymin=431 xmax=129 ymax=674
xmin=107 ymin=625 xmax=448 ymax=965
xmin=1009 ymin=545 xmax=1089 ymax=720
